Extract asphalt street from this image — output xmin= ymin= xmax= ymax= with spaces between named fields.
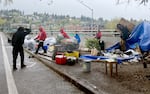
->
xmin=0 ymin=32 xmax=84 ymax=94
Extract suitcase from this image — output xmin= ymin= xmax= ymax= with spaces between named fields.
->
xmin=55 ymin=55 xmax=67 ymax=65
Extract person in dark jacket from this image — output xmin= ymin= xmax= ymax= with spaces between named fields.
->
xmin=99 ymin=40 xmax=105 ymax=50
xmin=12 ymin=27 xmax=31 ymax=70
xmin=117 ymin=24 xmax=130 ymax=51
xmin=117 ymin=24 xmax=130 ymax=40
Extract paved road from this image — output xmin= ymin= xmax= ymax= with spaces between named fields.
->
xmin=0 ymin=32 xmax=84 ymax=94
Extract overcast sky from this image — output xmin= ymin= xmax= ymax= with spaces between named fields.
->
xmin=0 ymin=0 xmax=150 ymax=20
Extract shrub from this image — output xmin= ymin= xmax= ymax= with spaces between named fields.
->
xmin=85 ymin=38 xmax=100 ymax=50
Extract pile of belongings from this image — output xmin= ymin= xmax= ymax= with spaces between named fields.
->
xmin=102 ymin=49 xmax=141 ymax=64
xmin=55 ymin=28 xmax=80 ymax=51
xmin=24 ymin=35 xmax=56 ymax=51
xmin=106 ymin=19 xmax=150 ymax=53
xmin=104 ymin=18 xmax=150 ymax=64
xmin=24 ymin=35 xmax=36 ymax=51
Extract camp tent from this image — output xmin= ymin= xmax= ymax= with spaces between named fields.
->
xmin=106 ymin=21 xmax=150 ymax=52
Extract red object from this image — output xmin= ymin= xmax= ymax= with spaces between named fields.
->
xmin=55 ymin=55 xmax=67 ymax=65
xmin=35 ymin=26 xmax=47 ymax=41
xmin=60 ymin=28 xmax=70 ymax=38
xmin=96 ymin=31 xmax=102 ymax=39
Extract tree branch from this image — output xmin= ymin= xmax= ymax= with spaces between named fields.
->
xmin=117 ymin=0 xmax=149 ymax=5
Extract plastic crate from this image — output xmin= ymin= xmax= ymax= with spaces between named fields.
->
xmin=64 ymin=51 xmax=79 ymax=58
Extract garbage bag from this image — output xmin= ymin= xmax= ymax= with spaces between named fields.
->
xmin=44 ymin=37 xmax=56 ymax=46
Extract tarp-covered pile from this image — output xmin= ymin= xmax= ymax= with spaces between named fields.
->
xmin=24 ymin=35 xmax=56 ymax=51
xmin=107 ymin=21 xmax=150 ymax=52
xmin=80 ymin=20 xmax=150 ymax=64
xmin=56 ymin=28 xmax=80 ymax=51
xmin=24 ymin=28 xmax=81 ymax=52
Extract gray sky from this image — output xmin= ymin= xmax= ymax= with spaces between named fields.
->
xmin=0 ymin=0 xmax=150 ymax=20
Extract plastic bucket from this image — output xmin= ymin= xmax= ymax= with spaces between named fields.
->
xmin=82 ymin=60 xmax=91 ymax=72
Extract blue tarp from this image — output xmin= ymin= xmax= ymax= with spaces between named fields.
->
xmin=80 ymin=55 xmax=140 ymax=64
xmin=105 ymin=42 xmax=120 ymax=52
xmin=80 ymin=55 xmax=109 ymax=60
xmin=106 ymin=21 xmax=150 ymax=52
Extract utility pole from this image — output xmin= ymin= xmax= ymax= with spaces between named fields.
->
xmin=77 ymin=0 xmax=94 ymax=32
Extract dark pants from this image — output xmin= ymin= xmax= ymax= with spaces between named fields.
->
xmin=12 ymin=46 xmax=24 ymax=68
xmin=35 ymin=42 xmax=47 ymax=54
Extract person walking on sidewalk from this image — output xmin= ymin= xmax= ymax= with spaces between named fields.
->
xmin=34 ymin=26 xmax=47 ymax=54
xmin=12 ymin=27 xmax=31 ymax=70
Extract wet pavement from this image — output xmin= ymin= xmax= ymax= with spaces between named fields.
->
xmin=24 ymin=48 xmax=109 ymax=94
xmin=12 ymin=56 xmax=84 ymax=94
xmin=0 ymin=36 xmax=8 ymax=94
xmin=2 ymin=32 xmax=150 ymax=94
xmin=25 ymin=46 xmax=150 ymax=94
xmin=0 ymin=32 xmax=84 ymax=94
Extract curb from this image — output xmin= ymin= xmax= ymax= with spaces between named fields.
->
xmin=25 ymin=49 xmax=105 ymax=94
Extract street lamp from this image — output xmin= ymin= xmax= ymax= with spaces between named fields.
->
xmin=77 ymin=0 xmax=93 ymax=32
xmin=47 ymin=0 xmax=53 ymax=35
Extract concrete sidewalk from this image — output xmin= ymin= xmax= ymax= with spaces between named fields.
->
xmin=25 ymin=49 xmax=108 ymax=94
xmin=27 ymin=49 xmax=149 ymax=94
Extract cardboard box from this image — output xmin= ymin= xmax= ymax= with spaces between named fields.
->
xmin=116 ymin=18 xmax=135 ymax=32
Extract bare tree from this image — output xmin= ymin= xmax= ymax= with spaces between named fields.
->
xmin=117 ymin=0 xmax=149 ymax=5
xmin=0 ymin=0 xmax=13 ymax=5
xmin=139 ymin=0 xmax=149 ymax=5
xmin=0 ymin=0 xmax=149 ymax=5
